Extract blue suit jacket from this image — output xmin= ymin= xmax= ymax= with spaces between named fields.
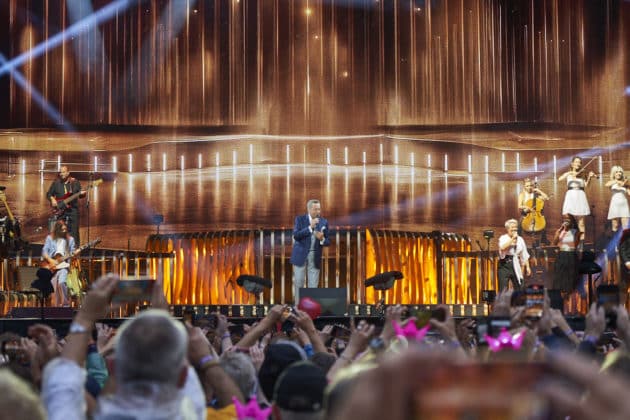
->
xmin=290 ymin=214 xmax=330 ymax=269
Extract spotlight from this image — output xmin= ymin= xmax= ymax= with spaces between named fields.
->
xmin=365 ymin=271 xmax=403 ymax=291
xmin=236 ymin=275 xmax=272 ymax=295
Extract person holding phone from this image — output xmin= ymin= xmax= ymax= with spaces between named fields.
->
xmin=290 ymin=199 xmax=330 ymax=302
xmin=552 ymin=214 xmax=583 ymax=309
xmin=498 ymin=219 xmax=531 ymax=291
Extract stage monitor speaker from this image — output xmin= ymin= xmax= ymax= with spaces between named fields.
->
xmin=299 ymin=288 xmax=347 ymax=316
xmin=16 ymin=266 xmax=40 ymax=291
xmin=8 ymin=307 xmax=74 ymax=319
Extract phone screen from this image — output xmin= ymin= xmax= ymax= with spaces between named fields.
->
xmin=414 ymin=362 xmax=550 ymax=419
xmin=488 ymin=317 xmax=511 ymax=336
xmin=414 ymin=309 xmax=433 ymax=328
xmin=597 ymin=285 xmax=620 ymax=309
xmin=524 ymin=286 xmax=544 ymax=319
xmin=414 ymin=308 xmax=446 ymax=328
xmin=112 ymin=278 xmax=156 ymax=303
xmin=597 ymin=285 xmax=620 ymax=329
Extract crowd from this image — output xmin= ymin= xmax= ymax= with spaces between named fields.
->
xmin=2 ymin=272 xmax=630 ymax=419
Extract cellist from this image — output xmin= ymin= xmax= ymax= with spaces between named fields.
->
xmin=517 ymin=178 xmax=550 ymax=247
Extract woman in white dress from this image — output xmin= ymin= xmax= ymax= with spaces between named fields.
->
xmin=605 ymin=165 xmax=630 ymax=232
xmin=558 ymin=157 xmax=597 ymax=238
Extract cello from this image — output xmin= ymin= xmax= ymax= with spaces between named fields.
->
xmin=521 ymin=182 xmax=546 ymax=233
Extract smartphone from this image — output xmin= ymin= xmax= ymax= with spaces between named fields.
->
xmin=524 ymin=285 xmax=544 ymax=320
xmin=488 ymin=317 xmax=511 ymax=336
xmin=182 ymin=309 xmax=196 ymax=325
xmin=414 ymin=362 xmax=550 ymax=419
xmin=475 ymin=320 xmax=489 ymax=345
xmin=597 ymin=285 xmax=620 ymax=329
xmin=112 ymin=277 xmax=156 ymax=303
xmin=510 ymin=290 xmax=526 ymax=307
xmin=414 ymin=307 xmax=447 ymax=328
xmin=333 ymin=324 xmax=351 ymax=340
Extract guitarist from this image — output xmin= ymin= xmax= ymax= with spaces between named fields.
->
xmin=47 ymin=166 xmax=85 ymax=246
xmin=40 ymin=220 xmax=77 ymax=306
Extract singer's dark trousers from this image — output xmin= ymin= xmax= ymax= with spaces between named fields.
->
xmin=498 ymin=257 xmax=522 ymax=291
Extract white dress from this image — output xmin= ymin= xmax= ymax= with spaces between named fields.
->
xmin=608 ymin=183 xmax=630 ymax=219
xmin=562 ymin=176 xmax=590 ymax=216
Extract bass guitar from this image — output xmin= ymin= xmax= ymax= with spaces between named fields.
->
xmin=51 ymin=179 xmax=103 ymax=217
xmin=33 ymin=237 xmax=101 ymax=295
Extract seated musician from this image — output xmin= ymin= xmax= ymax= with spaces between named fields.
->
xmin=517 ymin=178 xmax=550 ymax=247
xmin=41 ymin=220 xmax=77 ymax=306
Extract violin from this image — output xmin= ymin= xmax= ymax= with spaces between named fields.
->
xmin=521 ymin=183 xmax=546 ymax=233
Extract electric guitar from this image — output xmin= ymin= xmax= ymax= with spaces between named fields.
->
xmin=51 ymin=179 xmax=103 ymax=217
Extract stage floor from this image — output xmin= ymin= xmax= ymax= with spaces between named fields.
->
xmin=0 ymin=124 xmax=627 ymax=251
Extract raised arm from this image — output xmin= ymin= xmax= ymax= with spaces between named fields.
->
xmin=558 ymin=170 xmax=572 ymax=181
xmin=234 ymin=305 xmax=285 ymax=349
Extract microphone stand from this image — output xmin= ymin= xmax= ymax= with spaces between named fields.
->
xmin=86 ymin=172 xmax=92 ymax=245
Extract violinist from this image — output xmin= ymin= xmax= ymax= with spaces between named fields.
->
xmin=558 ymin=156 xmax=597 ymax=239
xmin=604 ymin=166 xmax=629 ymax=233
xmin=517 ymin=178 xmax=550 ymax=246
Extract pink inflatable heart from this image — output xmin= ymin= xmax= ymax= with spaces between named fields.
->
xmin=298 ymin=297 xmax=322 ymax=319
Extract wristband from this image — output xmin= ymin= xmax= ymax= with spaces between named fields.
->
xmin=198 ymin=360 xmax=221 ymax=372
xmin=339 ymin=353 xmax=353 ymax=362
xmin=68 ymin=321 xmax=91 ymax=335
xmin=583 ymin=334 xmax=599 ymax=345
xmin=564 ymin=328 xmax=575 ymax=337
xmin=221 ymin=332 xmax=231 ymax=340
xmin=196 ymin=355 xmax=214 ymax=368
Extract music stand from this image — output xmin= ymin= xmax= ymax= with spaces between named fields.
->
xmin=578 ymin=251 xmax=602 ymax=307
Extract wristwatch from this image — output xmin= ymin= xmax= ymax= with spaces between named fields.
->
xmin=68 ymin=321 xmax=91 ymax=334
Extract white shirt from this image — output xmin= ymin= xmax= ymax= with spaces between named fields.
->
xmin=498 ymin=234 xmax=530 ymax=283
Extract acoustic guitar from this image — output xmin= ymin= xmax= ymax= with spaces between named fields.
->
xmin=51 ymin=179 xmax=103 ymax=217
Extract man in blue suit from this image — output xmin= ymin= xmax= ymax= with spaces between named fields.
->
xmin=290 ymin=199 xmax=330 ymax=302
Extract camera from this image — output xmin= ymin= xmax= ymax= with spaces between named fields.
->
xmin=483 ymin=230 xmax=494 ymax=240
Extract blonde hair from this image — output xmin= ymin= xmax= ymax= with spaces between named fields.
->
xmin=504 ymin=219 xmax=518 ymax=229
xmin=610 ymin=165 xmax=624 ymax=181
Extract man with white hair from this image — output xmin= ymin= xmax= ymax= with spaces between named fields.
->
xmin=41 ymin=274 xmax=208 ymax=420
xmin=498 ymin=219 xmax=531 ymax=290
